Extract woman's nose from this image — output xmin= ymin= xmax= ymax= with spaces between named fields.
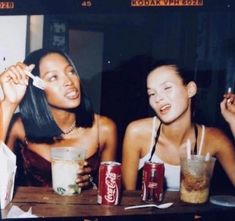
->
xmin=154 ymin=93 xmax=164 ymax=102
xmin=63 ymin=74 xmax=73 ymax=86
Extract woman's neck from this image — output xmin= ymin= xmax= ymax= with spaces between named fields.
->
xmin=161 ymin=118 xmax=194 ymax=147
xmin=51 ymin=108 xmax=76 ymax=130
xmin=161 ymin=103 xmax=195 ymax=145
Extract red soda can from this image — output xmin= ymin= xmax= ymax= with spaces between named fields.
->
xmin=97 ymin=161 xmax=121 ymax=205
xmin=141 ymin=162 xmax=165 ymax=202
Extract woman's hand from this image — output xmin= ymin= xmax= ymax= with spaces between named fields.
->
xmin=76 ymin=161 xmax=96 ymax=189
xmin=220 ymin=93 xmax=235 ymax=124
xmin=0 ymin=63 xmax=34 ymax=105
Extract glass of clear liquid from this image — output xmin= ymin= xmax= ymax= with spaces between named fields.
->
xmin=51 ymin=147 xmax=86 ymax=196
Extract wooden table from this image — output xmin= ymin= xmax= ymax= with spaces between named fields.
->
xmin=1 ymin=187 xmax=235 ymax=220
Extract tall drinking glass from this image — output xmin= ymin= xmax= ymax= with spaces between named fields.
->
xmin=51 ymin=147 xmax=86 ymax=196
xmin=180 ymin=155 xmax=216 ymax=204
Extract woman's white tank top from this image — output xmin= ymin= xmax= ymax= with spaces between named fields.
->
xmin=138 ymin=117 xmax=206 ymax=191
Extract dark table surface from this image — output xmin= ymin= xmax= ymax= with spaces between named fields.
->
xmin=1 ymin=186 xmax=235 ymax=220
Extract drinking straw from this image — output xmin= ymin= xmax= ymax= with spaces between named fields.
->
xmin=205 ymin=152 xmax=210 ymax=161
xmin=198 ymin=126 xmax=205 ymax=155
xmin=186 ymin=139 xmax=191 ymax=160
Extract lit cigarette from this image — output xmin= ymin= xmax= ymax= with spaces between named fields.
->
xmin=227 ymin=87 xmax=232 ymax=93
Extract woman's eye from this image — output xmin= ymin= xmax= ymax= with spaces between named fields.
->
xmin=48 ymin=75 xmax=57 ymax=82
xmin=67 ymin=69 xmax=76 ymax=75
xmin=148 ymin=93 xmax=155 ymax=97
xmin=164 ymin=86 xmax=172 ymax=90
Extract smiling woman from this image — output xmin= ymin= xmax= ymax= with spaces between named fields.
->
xmin=0 ymin=48 xmax=117 ymax=188
xmin=122 ymin=62 xmax=235 ymax=191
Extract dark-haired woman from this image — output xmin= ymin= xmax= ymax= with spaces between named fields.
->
xmin=122 ymin=64 xmax=235 ymax=191
xmin=0 ymin=49 xmax=117 ymax=187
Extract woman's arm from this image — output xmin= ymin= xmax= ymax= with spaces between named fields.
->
xmin=98 ymin=115 xmax=117 ymax=161
xmin=209 ymin=128 xmax=235 ymax=187
xmin=122 ymin=122 xmax=143 ymax=190
xmin=0 ymin=63 xmax=33 ymax=141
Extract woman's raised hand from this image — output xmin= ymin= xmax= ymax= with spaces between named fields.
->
xmin=220 ymin=93 xmax=235 ymax=124
xmin=0 ymin=63 xmax=34 ymax=105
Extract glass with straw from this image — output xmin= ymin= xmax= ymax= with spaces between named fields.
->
xmin=180 ymin=140 xmax=216 ymax=204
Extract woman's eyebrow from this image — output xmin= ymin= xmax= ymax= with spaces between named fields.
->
xmin=160 ymin=80 xmax=170 ymax=86
xmin=41 ymin=70 xmax=56 ymax=78
xmin=65 ymin=64 xmax=73 ymax=70
xmin=147 ymin=81 xmax=170 ymax=90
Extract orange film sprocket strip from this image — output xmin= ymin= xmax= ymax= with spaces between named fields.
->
xmin=131 ymin=0 xmax=203 ymax=7
xmin=0 ymin=1 xmax=14 ymax=9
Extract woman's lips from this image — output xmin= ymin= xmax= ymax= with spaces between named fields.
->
xmin=160 ymin=104 xmax=171 ymax=114
xmin=64 ymin=90 xmax=79 ymax=99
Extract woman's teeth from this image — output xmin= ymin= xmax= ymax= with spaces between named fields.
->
xmin=160 ymin=104 xmax=171 ymax=113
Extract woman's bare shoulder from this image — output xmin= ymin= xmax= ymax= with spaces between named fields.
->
xmin=126 ymin=117 xmax=158 ymax=136
xmin=95 ymin=113 xmax=114 ymax=123
xmin=204 ymin=125 xmax=233 ymax=148
xmin=94 ymin=114 xmax=117 ymax=131
xmin=205 ymin=126 xmax=230 ymax=139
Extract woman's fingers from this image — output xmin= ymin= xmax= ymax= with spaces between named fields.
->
xmin=77 ymin=162 xmax=92 ymax=175
xmin=220 ymin=98 xmax=226 ymax=111
xmin=227 ymin=101 xmax=235 ymax=112
xmin=16 ymin=65 xmax=28 ymax=85
xmin=1 ymin=63 xmax=34 ymax=86
xmin=76 ymin=174 xmax=92 ymax=187
xmin=5 ymin=68 xmax=19 ymax=84
xmin=4 ymin=63 xmax=28 ymax=85
xmin=223 ymin=93 xmax=235 ymax=112
xmin=220 ymin=97 xmax=235 ymax=124
xmin=76 ymin=161 xmax=92 ymax=187
xmin=224 ymin=93 xmax=235 ymax=104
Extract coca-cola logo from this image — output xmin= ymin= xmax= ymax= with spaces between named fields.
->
xmin=104 ymin=172 xmax=119 ymax=203
xmin=148 ymin=182 xmax=158 ymax=188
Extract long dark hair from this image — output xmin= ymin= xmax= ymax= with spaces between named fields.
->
xmin=19 ymin=48 xmax=94 ymax=143
xmin=149 ymin=60 xmax=195 ymax=85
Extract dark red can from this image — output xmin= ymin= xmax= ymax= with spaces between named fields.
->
xmin=141 ymin=162 xmax=165 ymax=202
xmin=97 ymin=161 xmax=121 ymax=205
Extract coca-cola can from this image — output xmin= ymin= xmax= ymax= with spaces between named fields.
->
xmin=141 ymin=161 xmax=165 ymax=202
xmin=97 ymin=161 xmax=121 ymax=205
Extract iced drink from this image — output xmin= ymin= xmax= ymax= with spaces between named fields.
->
xmin=51 ymin=147 xmax=86 ymax=196
xmin=180 ymin=155 xmax=216 ymax=204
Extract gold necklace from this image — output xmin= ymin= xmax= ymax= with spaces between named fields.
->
xmin=62 ymin=121 xmax=76 ymax=135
